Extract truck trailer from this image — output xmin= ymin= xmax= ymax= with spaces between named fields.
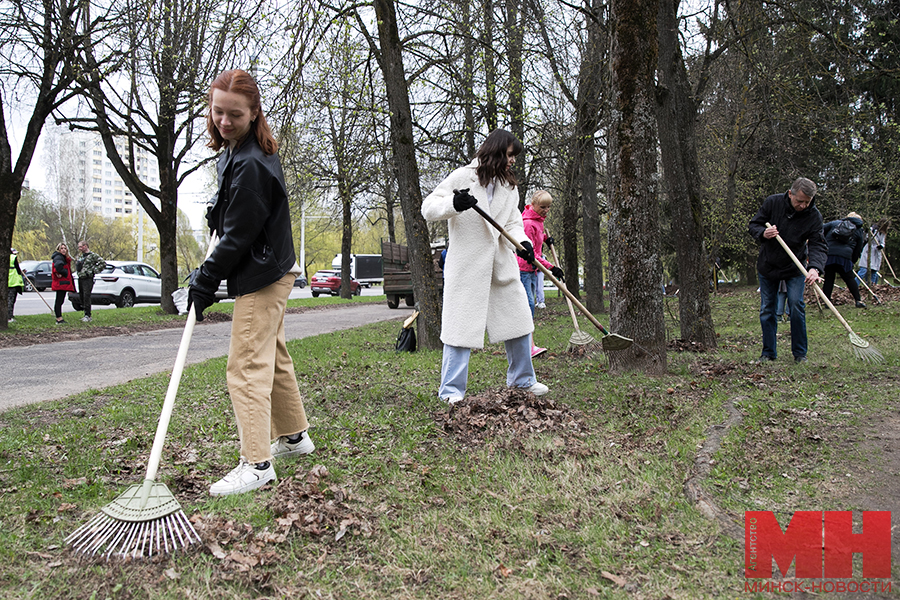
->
xmin=331 ymin=254 xmax=383 ymax=287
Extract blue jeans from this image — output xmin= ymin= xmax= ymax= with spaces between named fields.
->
xmin=857 ymin=267 xmax=879 ymax=285
xmin=759 ymin=273 xmax=807 ymax=360
xmin=520 ymin=271 xmax=537 ymax=317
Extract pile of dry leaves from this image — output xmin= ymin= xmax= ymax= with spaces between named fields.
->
xmin=190 ymin=464 xmax=372 ymax=573
xmin=435 ymin=387 xmax=586 ymax=446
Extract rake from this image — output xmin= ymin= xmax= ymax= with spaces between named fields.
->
xmin=547 ymin=240 xmax=601 ymax=352
xmin=21 ymin=272 xmax=55 ymax=316
xmin=854 ymin=270 xmax=882 ymax=305
xmin=767 ymin=223 xmax=883 ymax=363
xmin=472 ymin=204 xmax=632 ymax=352
xmin=66 ymin=237 xmax=218 ymax=558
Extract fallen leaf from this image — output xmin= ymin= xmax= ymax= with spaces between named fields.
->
xmin=601 ymin=571 xmax=627 ymax=587
xmin=496 ymin=563 xmax=512 ymax=577
xmin=164 ymin=568 xmax=180 ymax=580
xmin=56 ymin=503 xmax=76 ymax=513
xmin=206 ymin=541 xmax=227 ymax=559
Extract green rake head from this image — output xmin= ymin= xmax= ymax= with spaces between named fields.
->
xmin=849 ymin=332 xmax=884 ymax=363
xmin=66 ymin=481 xmax=200 ymax=559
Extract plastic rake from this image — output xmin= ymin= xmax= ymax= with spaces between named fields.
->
xmin=66 ymin=237 xmax=218 ymax=558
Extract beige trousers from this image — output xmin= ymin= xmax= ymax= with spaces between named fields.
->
xmin=227 ymin=272 xmax=308 ymax=463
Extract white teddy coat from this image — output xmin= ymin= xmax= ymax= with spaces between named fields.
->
xmin=421 ymin=160 xmax=534 ymax=348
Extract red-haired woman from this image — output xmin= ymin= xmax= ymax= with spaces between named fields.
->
xmin=189 ymin=69 xmax=313 ymax=496
xmin=50 ymin=242 xmax=75 ymax=324
xmin=422 ymin=129 xmax=549 ymax=403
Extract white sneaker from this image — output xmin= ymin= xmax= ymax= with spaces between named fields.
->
xmin=536 ymin=302 xmax=546 ymax=309
xmin=527 ymin=382 xmax=549 ymax=396
xmin=209 ymin=459 xmax=276 ymax=496
xmin=81 ymin=316 xmax=92 ymax=322
xmin=442 ymin=396 xmax=464 ymax=405
xmin=270 ymin=431 xmax=315 ymax=459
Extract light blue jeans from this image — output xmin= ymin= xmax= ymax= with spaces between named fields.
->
xmin=438 ymin=334 xmax=535 ymax=399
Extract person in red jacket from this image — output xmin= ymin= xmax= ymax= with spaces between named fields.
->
xmin=50 ymin=242 xmax=76 ymax=324
xmin=517 ymin=190 xmax=564 ymax=357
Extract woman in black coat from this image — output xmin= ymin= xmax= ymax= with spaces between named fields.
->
xmin=822 ymin=212 xmax=866 ymax=307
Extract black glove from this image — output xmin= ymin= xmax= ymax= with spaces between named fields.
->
xmin=550 ymin=266 xmax=565 ymax=281
xmin=188 ymin=266 xmax=218 ymax=322
xmin=452 ymin=188 xmax=478 ymax=212
xmin=516 ymin=241 xmax=535 ymax=264
xmin=545 ymin=237 xmax=555 ymax=248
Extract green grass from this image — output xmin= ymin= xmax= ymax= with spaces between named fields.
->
xmin=0 ymin=286 xmax=898 ymax=599
xmin=1 ymin=293 xmax=383 ymax=334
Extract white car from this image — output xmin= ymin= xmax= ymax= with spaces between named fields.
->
xmin=68 ymin=261 xmax=162 ymax=309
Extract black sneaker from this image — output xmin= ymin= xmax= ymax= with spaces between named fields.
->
xmin=56 ymin=319 xmax=66 ymax=325
xmin=757 ymin=355 xmax=775 ymax=363
xmin=795 ymin=356 xmax=808 ymax=364
xmin=855 ymin=301 xmax=867 ymax=308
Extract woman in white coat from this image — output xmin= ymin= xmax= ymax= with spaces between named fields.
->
xmin=858 ymin=218 xmax=890 ymax=284
xmin=422 ymin=129 xmax=549 ymax=403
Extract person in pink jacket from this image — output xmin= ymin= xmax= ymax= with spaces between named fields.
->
xmin=518 ymin=190 xmax=564 ymax=357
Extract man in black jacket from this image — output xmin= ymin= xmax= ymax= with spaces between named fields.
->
xmin=748 ymin=177 xmax=827 ymax=363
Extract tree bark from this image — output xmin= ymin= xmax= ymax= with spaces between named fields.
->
xmin=575 ymin=1 xmax=607 ymax=313
xmin=373 ymin=0 xmax=442 ymax=349
xmin=656 ymin=0 xmax=716 ymax=347
xmin=607 ymin=0 xmax=667 ymax=374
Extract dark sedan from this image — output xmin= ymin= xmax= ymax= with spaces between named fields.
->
xmin=19 ymin=260 xmax=52 ymax=292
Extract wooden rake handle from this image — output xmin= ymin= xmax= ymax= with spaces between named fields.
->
xmin=547 ymin=240 xmax=582 ymax=333
xmin=472 ymin=203 xmax=612 ymax=336
xmin=765 ymin=222 xmax=855 ymax=335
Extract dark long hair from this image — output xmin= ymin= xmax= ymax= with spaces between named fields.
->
xmin=206 ymin=69 xmax=278 ymax=155
xmin=475 ymin=129 xmax=523 ymax=187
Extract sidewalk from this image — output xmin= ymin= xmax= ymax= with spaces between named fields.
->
xmin=0 ymin=303 xmax=410 ymax=412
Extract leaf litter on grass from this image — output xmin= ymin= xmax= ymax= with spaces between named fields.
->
xmin=434 ymin=387 xmax=588 ymax=448
xmin=189 ymin=464 xmax=373 ymax=575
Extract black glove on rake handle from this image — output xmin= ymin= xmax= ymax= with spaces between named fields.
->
xmin=469 ymin=203 xmax=633 ymax=353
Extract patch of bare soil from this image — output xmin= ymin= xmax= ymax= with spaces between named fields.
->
xmin=434 ymin=387 xmax=588 ymax=448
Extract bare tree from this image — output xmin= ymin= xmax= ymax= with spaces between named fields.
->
xmin=72 ymin=0 xmax=259 ymax=312
xmin=0 ymin=0 xmax=100 ymax=327
xmin=607 ymin=0 xmax=666 ymax=373
xmin=366 ymin=0 xmax=443 ymax=349
xmin=656 ymin=0 xmax=716 ymax=347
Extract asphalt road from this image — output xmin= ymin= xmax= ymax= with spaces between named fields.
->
xmin=0 ymin=301 xmax=413 ymax=412
xmin=12 ymin=284 xmax=385 ymax=316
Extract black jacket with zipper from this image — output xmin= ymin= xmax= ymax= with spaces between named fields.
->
xmin=201 ymin=135 xmax=296 ymax=297
xmin=748 ymin=191 xmax=827 ymax=281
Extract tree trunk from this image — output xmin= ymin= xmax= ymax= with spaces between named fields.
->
xmin=483 ymin=0 xmax=497 ymax=131
xmin=656 ymin=0 xmax=716 ymax=347
xmin=505 ymin=0 xmax=527 ymax=209
xmin=575 ymin=2 xmax=607 ymax=313
xmin=607 ymin=0 xmax=667 ymax=374
xmin=373 ymin=0 xmax=442 ymax=349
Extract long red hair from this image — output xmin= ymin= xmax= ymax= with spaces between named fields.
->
xmin=206 ymin=69 xmax=278 ymax=155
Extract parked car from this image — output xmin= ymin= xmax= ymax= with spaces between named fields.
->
xmin=294 ymin=274 xmax=308 ymax=288
xmin=68 ymin=261 xmax=162 ymax=309
xmin=19 ymin=260 xmax=52 ymax=292
xmin=309 ymin=270 xmax=360 ymax=297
